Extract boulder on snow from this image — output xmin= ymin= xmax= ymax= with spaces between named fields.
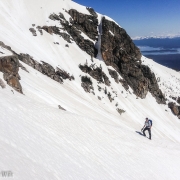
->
xmin=168 ymin=102 xmax=179 ymax=116
xmin=29 ymin=28 xmax=37 ymax=36
xmin=0 ymin=55 xmax=23 ymax=93
xmin=58 ymin=105 xmax=66 ymax=111
xmin=117 ymin=108 xmax=125 ymax=115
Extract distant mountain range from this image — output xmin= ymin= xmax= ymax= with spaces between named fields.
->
xmin=133 ymin=36 xmax=180 ymax=48
xmin=132 ymin=34 xmax=180 ymax=40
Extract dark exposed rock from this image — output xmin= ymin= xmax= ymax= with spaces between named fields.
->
xmin=29 ymin=28 xmax=37 ymax=36
xmin=79 ymin=64 xmax=111 ymax=86
xmin=58 ymin=105 xmax=66 ymax=111
xmin=69 ymin=9 xmax=98 ymax=41
xmin=18 ymin=53 xmax=74 ymax=83
xmin=107 ymin=92 xmax=114 ymax=102
xmin=177 ymin=97 xmax=180 ymax=104
xmin=97 ymin=85 xmax=102 ymax=91
xmin=119 ymin=79 xmax=129 ymax=90
xmin=59 ymin=12 xmax=65 ymax=20
xmin=60 ymin=32 xmax=71 ymax=43
xmin=43 ymin=11 xmax=98 ymax=57
xmin=40 ymin=23 xmax=97 ymax=56
xmin=0 ymin=55 xmax=22 ymax=93
xmin=56 ymin=67 xmax=74 ymax=81
xmin=53 ymin=74 xmax=63 ymax=83
xmin=81 ymin=76 xmax=94 ymax=93
xmin=168 ymin=102 xmax=179 ymax=116
xmin=86 ymin=7 xmax=98 ymax=18
xmin=18 ymin=53 xmax=38 ymax=68
xmin=0 ymin=41 xmax=15 ymax=54
xmin=49 ymin=13 xmax=61 ymax=21
xmin=41 ymin=61 xmax=55 ymax=77
xmin=108 ymin=69 xmax=119 ymax=83
xmin=101 ymin=17 xmax=141 ymax=66
xmin=41 ymin=26 xmax=53 ymax=34
xmin=117 ymin=108 xmax=125 ymax=115
xmin=36 ymin=26 xmax=43 ymax=35
xmin=63 ymin=24 xmax=97 ymax=56
xmin=170 ymin=96 xmax=176 ymax=101
xmin=100 ymin=17 xmax=165 ymax=103
xmin=141 ymin=65 xmax=165 ymax=104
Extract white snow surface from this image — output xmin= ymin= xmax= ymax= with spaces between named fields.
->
xmin=0 ymin=0 xmax=180 ymax=179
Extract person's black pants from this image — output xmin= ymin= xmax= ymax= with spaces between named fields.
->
xmin=143 ymin=127 xmax=151 ymax=139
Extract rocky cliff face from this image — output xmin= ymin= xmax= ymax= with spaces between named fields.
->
xmin=100 ymin=17 xmax=165 ymax=104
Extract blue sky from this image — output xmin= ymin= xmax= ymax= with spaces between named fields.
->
xmin=74 ymin=0 xmax=180 ymax=38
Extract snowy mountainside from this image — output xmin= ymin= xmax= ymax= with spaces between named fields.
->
xmin=0 ymin=0 xmax=180 ymax=179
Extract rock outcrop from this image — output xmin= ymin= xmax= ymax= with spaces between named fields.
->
xmin=18 ymin=53 xmax=74 ymax=83
xmin=168 ymin=102 xmax=180 ymax=118
xmin=0 ymin=55 xmax=22 ymax=93
xmin=100 ymin=17 xmax=165 ymax=104
xmin=108 ymin=69 xmax=119 ymax=83
xmin=81 ymin=76 xmax=94 ymax=93
xmin=41 ymin=9 xmax=99 ymax=57
xmin=79 ymin=64 xmax=111 ymax=86
xmin=141 ymin=65 xmax=165 ymax=104
xmin=69 ymin=9 xmax=98 ymax=41
xmin=117 ymin=108 xmax=125 ymax=115
xmin=177 ymin=97 xmax=180 ymax=104
xmin=29 ymin=28 xmax=37 ymax=36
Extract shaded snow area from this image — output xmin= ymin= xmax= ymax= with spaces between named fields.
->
xmin=0 ymin=0 xmax=180 ymax=179
xmin=95 ymin=14 xmax=104 ymax=61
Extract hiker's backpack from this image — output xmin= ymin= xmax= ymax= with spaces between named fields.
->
xmin=149 ymin=120 xmax=153 ymax=126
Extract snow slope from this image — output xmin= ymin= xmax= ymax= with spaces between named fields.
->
xmin=0 ymin=0 xmax=180 ymax=179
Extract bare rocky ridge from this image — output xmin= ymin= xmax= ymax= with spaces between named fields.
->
xmin=18 ymin=53 xmax=74 ymax=83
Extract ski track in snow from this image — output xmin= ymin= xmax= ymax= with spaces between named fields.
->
xmin=0 ymin=0 xmax=180 ymax=180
